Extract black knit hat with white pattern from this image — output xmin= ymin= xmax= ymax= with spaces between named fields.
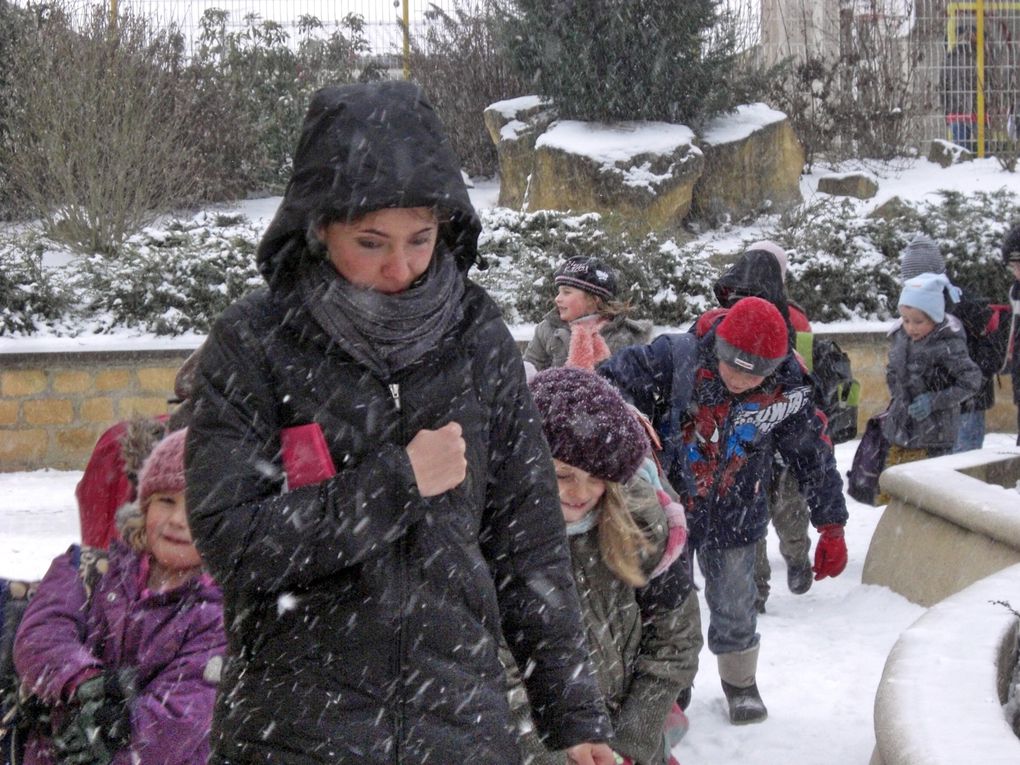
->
xmin=554 ymin=257 xmax=618 ymax=301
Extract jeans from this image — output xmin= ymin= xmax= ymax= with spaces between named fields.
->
xmin=953 ymin=409 xmax=986 ymax=452
xmin=696 ymin=542 xmax=759 ymax=655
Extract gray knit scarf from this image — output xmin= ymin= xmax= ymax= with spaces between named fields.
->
xmin=297 ymin=247 xmax=465 ymax=380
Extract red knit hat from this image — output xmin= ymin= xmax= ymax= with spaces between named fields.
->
xmin=137 ymin=428 xmax=187 ymax=509
xmin=715 ymin=296 xmax=788 ymax=376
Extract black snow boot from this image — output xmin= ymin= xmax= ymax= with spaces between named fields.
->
xmin=718 ymin=646 xmax=768 ymax=725
xmin=787 ymin=563 xmax=814 ymax=595
xmin=721 ymin=680 xmax=768 ymax=725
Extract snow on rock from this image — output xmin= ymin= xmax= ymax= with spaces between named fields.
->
xmin=537 ymin=120 xmax=698 ymax=165
xmin=699 ymin=102 xmax=788 ymax=146
xmin=486 ymin=95 xmax=549 ymax=120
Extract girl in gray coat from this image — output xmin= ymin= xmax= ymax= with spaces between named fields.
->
xmin=524 ymin=256 xmax=652 ymax=371
xmin=882 ymin=272 xmax=982 ymax=468
xmin=508 ymin=367 xmax=701 ymax=765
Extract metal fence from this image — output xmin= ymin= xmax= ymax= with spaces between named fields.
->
xmin=763 ymin=0 xmax=1020 ymax=158
xmin=88 ymin=0 xmax=458 ymax=60
xmin=915 ymin=1 xmax=1020 ymax=157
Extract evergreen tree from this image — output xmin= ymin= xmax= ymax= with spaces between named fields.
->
xmin=498 ymin=0 xmax=759 ymax=125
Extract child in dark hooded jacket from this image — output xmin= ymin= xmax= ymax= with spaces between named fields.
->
xmin=13 ymin=428 xmax=225 ymax=765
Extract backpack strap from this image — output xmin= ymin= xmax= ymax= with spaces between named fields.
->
xmin=795 ymin=330 xmax=814 ymax=370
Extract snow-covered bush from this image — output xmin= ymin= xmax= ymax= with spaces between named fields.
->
xmin=775 ymin=189 xmax=1018 ymax=322
xmin=0 ymin=233 xmax=71 ymax=335
xmin=497 ymin=0 xmax=773 ymax=125
xmin=71 ymin=215 xmax=263 ymax=336
xmin=2 ymin=187 xmax=1018 ymax=337
xmin=1 ymin=1 xmax=381 ymax=250
xmin=409 ymin=2 xmax=523 ymax=178
xmin=191 ymin=10 xmax=384 ymax=193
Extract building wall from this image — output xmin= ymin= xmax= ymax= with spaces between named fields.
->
xmin=0 ymin=332 xmax=1015 ymax=471
xmin=760 ymin=0 xmax=841 ymax=67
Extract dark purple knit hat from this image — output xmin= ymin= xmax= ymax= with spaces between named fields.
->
xmin=529 ymin=367 xmax=648 ymax=484
xmin=554 ymin=256 xmax=618 ymax=301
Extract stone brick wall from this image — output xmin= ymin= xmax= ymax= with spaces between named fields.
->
xmin=0 ymin=331 xmax=1015 ymax=472
xmin=0 ymin=348 xmax=197 ymax=471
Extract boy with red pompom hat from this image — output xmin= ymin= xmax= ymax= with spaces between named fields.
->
xmin=600 ymin=296 xmax=848 ymax=726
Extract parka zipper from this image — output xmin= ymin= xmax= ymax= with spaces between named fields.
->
xmin=388 ymin=380 xmax=407 ymax=763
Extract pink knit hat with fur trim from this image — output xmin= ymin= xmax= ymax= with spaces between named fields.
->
xmin=137 ymin=428 xmax=187 ymax=509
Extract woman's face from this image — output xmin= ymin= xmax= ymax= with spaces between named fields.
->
xmin=899 ymin=305 xmax=937 ymax=341
xmin=1008 ymin=260 xmax=1020 ymax=281
xmin=553 ymin=459 xmax=607 ymax=523
xmin=318 ymin=207 xmax=439 ymax=294
xmin=145 ymin=491 xmax=202 ymax=573
xmin=554 ymin=286 xmax=599 ymax=322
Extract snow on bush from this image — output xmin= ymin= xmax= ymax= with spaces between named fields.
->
xmin=1 ymin=189 xmax=1017 ymax=336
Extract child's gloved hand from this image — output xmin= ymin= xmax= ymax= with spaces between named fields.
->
xmin=812 ymin=524 xmax=848 ymax=580
xmin=907 ymin=393 xmax=934 ymax=421
xmin=52 ymin=669 xmax=134 ymax=765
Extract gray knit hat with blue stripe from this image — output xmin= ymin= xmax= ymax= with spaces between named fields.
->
xmin=899 ymin=234 xmax=945 ymax=281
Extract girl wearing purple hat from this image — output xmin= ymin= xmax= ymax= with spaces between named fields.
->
xmin=509 ymin=367 xmax=701 ymax=765
xmin=13 ymin=428 xmax=225 ymax=765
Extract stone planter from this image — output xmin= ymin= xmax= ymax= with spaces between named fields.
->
xmin=871 ymin=564 xmax=1020 ymax=765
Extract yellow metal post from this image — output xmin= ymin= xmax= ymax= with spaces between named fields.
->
xmin=402 ymin=0 xmax=411 ymax=80
xmin=110 ymin=0 xmax=117 ymax=26
xmin=976 ymin=0 xmax=986 ymax=157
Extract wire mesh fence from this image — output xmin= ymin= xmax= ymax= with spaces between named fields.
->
xmin=914 ymin=1 xmax=1020 ymax=157
xmin=37 ymin=0 xmax=459 ymax=59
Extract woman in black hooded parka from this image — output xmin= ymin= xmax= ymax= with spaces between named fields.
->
xmin=185 ymin=82 xmax=614 ymax=765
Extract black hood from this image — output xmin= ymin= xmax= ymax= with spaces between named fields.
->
xmin=256 ymin=81 xmax=482 ymax=288
xmin=713 ymin=250 xmax=790 ymax=316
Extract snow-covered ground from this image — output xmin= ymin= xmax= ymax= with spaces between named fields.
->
xmin=5 ymin=434 xmax=1016 ymax=764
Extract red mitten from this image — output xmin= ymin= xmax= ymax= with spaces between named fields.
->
xmin=812 ymin=524 xmax=847 ymax=580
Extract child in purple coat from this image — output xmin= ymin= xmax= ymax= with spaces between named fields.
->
xmin=13 ymin=428 xmax=225 ymax=765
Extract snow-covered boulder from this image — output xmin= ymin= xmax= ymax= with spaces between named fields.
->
xmin=484 ymin=98 xmax=805 ymax=234
xmin=692 ymin=103 xmax=805 ymax=222
xmin=817 ymin=171 xmax=879 ymax=200
xmin=928 ymin=138 xmax=975 ymax=167
xmin=482 ymin=96 xmax=557 ymax=209
xmin=526 ymin=120 xmax=703 ymax=231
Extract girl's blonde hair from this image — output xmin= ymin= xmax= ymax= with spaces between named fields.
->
xmin=598 ymin=482 xmax=652 ymax=587
xmin=593 ymin=296 xmax=635 ymax=320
